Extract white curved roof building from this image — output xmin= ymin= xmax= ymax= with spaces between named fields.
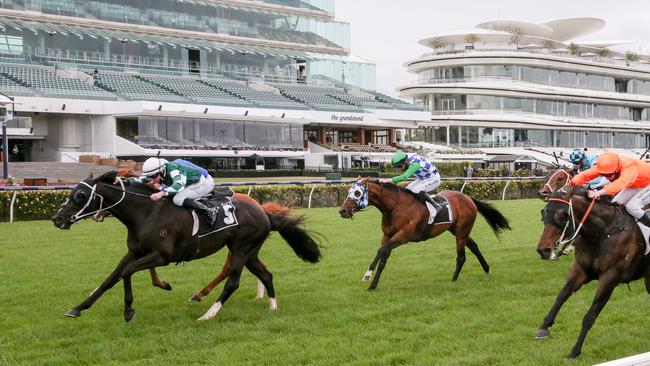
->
xmin=400 ymin=18 xmax=650 ymax=151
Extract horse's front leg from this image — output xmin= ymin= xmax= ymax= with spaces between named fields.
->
xmin=149 ymin=268 xmax=172 ymax=291
xmin=363 ymin=234 xmax=389 ymax=282
xmin=190 ymin=252 xmax=233 ymax=302
xmin=119 ymin=251 xmax=170 ymax=322
xmin=567 ymin=274 xmax=618 ymax=359
xmin=368 ymin=234 xmax=407 ymax=291
xmin=65 ymin=251 xmax=136 ymax=318
xmin=535 ymin=264 xmax=587 ymax=339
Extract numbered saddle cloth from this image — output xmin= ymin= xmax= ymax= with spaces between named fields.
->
xmin=428 ymin=195 xmax=452 ymax=225
xmin=191 ymin=198 xmax=239 ymax=238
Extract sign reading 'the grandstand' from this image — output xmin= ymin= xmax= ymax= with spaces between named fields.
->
xmin=330 ymin=114 xmax=364 ymax=122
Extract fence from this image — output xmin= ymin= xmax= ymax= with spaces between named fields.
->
xmin=0 ymin=176 xmax=545 ymax=222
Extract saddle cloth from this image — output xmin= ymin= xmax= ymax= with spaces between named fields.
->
xmin=635 ymin=222 xmax=650 ymax=255
xmin=425 ymin=195 xmax=453 ymax=225
xmin=174 ymin=189 xmax=238 ymax=263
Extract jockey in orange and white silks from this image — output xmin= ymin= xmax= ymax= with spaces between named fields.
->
xmin=571 ymin=151 xmax=650 ymax=227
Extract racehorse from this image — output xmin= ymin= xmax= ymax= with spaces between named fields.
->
xmin=52 ymin=171 xmax=321 ymax=322
xmin=338 ymin=178 xmax=511 ymax=290
xmin=536 ymin=186 xmax=650 ymax=358
xmin=110 ymin=168 xmax=270 ymax=302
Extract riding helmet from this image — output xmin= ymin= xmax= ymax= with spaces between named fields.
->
xmin=391 ymin=151 xmax=408 ymax=167
xmin=569 ymin=149 xmax=585 ymax=164
xmin=595 ymin=152 xmax=621 ymax=175
xmin=142 ymin=157 xmax=168 ymax=177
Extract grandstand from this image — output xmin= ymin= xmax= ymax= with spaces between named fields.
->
xmin=0 ymin=0 xmax=428 ymax=174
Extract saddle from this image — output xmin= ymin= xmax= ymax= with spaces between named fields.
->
xmin=411 ymin=192 xmax=453 ymax=225
xmin=177 ymin=188 xmax=238 ymax=262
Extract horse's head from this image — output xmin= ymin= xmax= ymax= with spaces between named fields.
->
xmin=52 ymin=171 xmax=123 ymax=230
xmin=538 ymin=167 xmax=574 ymax=200
xmin=536 ymin=184 xmax=592 ymax=260
xmin=339 ymin=178 xmax=369 ymax=219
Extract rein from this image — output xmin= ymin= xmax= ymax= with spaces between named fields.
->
xmin=103 ymin=183 xmax=153 ymax=198
xmin=548 ymin=196 xmax=597 ymax=256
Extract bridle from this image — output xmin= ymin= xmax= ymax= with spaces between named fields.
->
xmin=60 ymin=177 xmax=128 ymax=223
xmin=547 ymin=196 xmax=597 ymax=258
xmin=345 ymin=180 xmax=370 ymax=217
xmin=543 ymin=169 xmax=571 ymax=196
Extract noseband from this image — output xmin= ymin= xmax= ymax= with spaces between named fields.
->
xmin=548 ymin=196 xmax=597 ymax=257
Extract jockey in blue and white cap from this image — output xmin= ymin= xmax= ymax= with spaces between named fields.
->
xmin=132 ymin=157 xmax=217 ymax=225
xmin=569 ymin=149 xmax=608 ymax=189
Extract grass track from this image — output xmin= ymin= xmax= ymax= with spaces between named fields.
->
xmin=1 ymin=199 xmax=650 ymax=365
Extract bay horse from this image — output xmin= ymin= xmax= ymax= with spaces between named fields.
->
xmin=52 ymin=171 xmax=321 ymax=322
xmin=536 ymin=186 xmax=650 ymax=358
xmin=338 ymin=178 xmax=511 ymax=290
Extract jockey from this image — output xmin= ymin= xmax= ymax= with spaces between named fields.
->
xmin=571 ymin=151 xmax=650 ymax=228
xmin=380 ymin=150 xmax=441 ymax=209
xmin=131 ymin=157 xmax=218 ymax=226
xmin=569 ymin=148 xmax=607 ymax=189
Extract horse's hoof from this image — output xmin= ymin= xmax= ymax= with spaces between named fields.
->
xmin=362 ymin=270 xmax=373 ymax=282
xmin=161 ymin=282 xmax=172 ymax=291
xmin=367 ymin=285 xmax=377 ymax=291
xmin=189 ymin=295 xmax=202 ymax=302
xmin=534 ymin=328 xmax=550 ymax=339
xmin=64 ymin=309 xmax=81 ymax=318
xmin=124 ymin=309 xmax=136 ymax=322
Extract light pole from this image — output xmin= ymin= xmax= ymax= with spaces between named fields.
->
xmin=0 ymin=92 xmax=15 ymax=180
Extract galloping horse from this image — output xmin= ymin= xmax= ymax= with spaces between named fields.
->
xmin=536 ymin=186 xmax=650 ymax=358
xmin=339 ymin=178 xmax=511 ymax=290
xmin=52 ymin=171 xmax=321 ymax=321
xmin=111 ymin=168 xmax=272 ymax=302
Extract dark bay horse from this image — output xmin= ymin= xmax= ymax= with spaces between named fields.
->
xmin=52 ymin=171 xmax=321 ymax=321
xmin=338 ymin=178 xmax=511 ymax=290
xmin=536 ymin=186 xmax=650 ymax=358
xmin=110 ymin=168 xmax=267 ymax=301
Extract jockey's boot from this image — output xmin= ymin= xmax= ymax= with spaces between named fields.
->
xmin=418 ymin=191 xmax=436 ymax=207
xmin=183 ymin=198 xmax=218 ymax=227
xmin=638 ymin=213 xmax=650 ymax=228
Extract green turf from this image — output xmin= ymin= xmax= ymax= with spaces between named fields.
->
xmin=1 ymin=199 xmax=649 ymax=365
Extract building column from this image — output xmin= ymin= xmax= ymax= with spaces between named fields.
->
xmin=359 ymin=127 xmax=366 ymax=145
xmin=319 ymin=126 xmax=326 ymax=144
xmin=388 ymin=129 xmax=394 ymax=145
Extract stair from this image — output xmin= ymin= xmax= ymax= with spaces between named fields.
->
xmin=7 ymin=162 xmax=116 ymax=184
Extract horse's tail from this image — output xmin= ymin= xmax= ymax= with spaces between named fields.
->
xmin=262 ymin=202 xmax=321 ymax=263
xmin=471 ymin=197 xmax=511 ymax=236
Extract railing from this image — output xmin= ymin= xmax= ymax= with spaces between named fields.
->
xmin=0 ymin=176 xmax=545 ymax=222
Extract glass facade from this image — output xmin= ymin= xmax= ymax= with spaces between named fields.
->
xmin=409 ymin=126 xmax=646 ymax=149
xmin=430 ymin=94 xmax=646 ymax=122
xmin=118 ymin=116 xmax=303 ymax=149
xmin=13 ymin=0 xmax=348 ymax=49
xmin=418 ymin=65 xmax=617 ymax=94
xmin=0 ymin=0 xmax=372 ymax=89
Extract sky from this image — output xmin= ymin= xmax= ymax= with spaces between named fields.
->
xmin=334 ymin=0 xmax=650 ymax=97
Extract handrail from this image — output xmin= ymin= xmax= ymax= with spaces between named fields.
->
xmin=0 ymin=176 xmax=546 ymax=191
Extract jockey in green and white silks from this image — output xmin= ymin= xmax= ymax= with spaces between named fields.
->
xmin=381 ymin=150 xmax=441 ymax=211
xmin=131 ymin=157 xmax=218 ymax=225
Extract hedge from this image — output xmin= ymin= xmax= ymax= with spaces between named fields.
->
xmin=0 ymin=180 xmax=544 ymax=222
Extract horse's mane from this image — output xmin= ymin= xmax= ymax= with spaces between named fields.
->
xmin=370 ymin=180 xmax=417 ymax=197
xmin=570 ymin=185 xmax=617 ymax=207
xmin=94 ymin=170 xmax=156 ymax=195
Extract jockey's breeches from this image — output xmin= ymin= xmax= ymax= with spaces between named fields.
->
xmin=405 ymin=174 xmax=441 ymax=194
xmin=172 ymin=175 xmax=216 ymax=206
xmin=612 ymin=184 xmax=650 ymax=219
